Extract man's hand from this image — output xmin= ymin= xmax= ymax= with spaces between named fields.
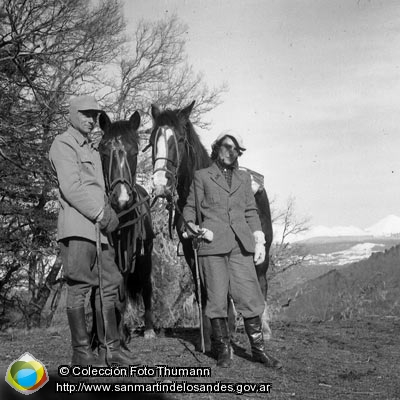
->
xmin=98 ymin=204 xmax=119 ymax=233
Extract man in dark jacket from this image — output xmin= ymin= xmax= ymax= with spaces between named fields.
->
xmin=49 ymin=95 xmax=138 ymax=366
xmin=183 ymin=132 xmax=281 ymax=369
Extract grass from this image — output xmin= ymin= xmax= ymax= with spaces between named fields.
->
xmin=270 ymin=244 xmax=400 ymax=323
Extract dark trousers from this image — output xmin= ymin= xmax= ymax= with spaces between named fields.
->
xmin=200 ymin=241 xmax=264 ymax=319
xmin=60 ymin=237 xmax=123 ymax=310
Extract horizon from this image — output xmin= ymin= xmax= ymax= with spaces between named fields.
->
xmin=286 ymin=213 xmax=400 ymax=242
xmin=123 ymin=0 xmax=400 ymax=229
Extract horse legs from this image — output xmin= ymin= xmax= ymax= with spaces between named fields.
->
xmin=193 ymin=277 xmax=212 ymax=352
xmin=261 ymin=302 xmax=272 ymax=340
xmin=227 ymin=296 xmax=237 ymax=335
xmin=196 ymin=266 xmax=212 ymax=353
xmin=255 ymin=258 xmax=272 ymax=340
xmin=137 ymin=239 xmax=156 ymax=339
xmin=142 ymin=277 xmax=156 ymax=339
xmin=202 ymin=310 xmax=212 ymax=353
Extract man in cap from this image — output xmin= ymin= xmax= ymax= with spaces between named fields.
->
xmin=183 ymin=132 xmax=281 ymax=369
xmin=49 ymin=95 xmax=138 ymax=366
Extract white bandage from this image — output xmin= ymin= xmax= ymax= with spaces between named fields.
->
xmin=253 ymin=231 xmax=266 ymax=265
xmin=182 ymin=224 xmax=213 ymax=242
xmin=254 ymin=243 xmax=266 ymax=265
xmin=253 ymin=230 xmax=266 ymax=244
xmin=200 ymin=228 xmax=213 ymax=242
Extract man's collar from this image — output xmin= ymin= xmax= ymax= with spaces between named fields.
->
xmin=67 ymin=126 xmax=89 ymax=147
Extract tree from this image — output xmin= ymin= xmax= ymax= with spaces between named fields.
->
xmin=0 ymin=2 xmax=227 ymax=329
xmin=99 ymin=15 xmax=227 ymax=127
xmin=269 ymin=196 xmax=310 ymax=278
xmin=0 ymin=0 xmax=125 ymax=328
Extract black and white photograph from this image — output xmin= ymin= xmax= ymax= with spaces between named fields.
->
xmin=1 ymin=0 xmax=399 ymax=399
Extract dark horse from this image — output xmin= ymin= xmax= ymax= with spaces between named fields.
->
xmin=148 ymin=101 xmax=273 ymax=350
xmin=97 ymin=111 xmax=155 ymax=340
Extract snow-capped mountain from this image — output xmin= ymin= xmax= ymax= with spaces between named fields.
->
xmin=365 ymin=215 xmax=400 ymax=237
xmin=285 ymin=215 xmax=400 ymax=242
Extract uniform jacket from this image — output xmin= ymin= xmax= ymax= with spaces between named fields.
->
xmin=49 ymin=126 xmax=107 ymax=243
xmin=182 ymin=162 xmax=262 ymax=256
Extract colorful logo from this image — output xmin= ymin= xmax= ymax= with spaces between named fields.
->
xmin=5 ymin=352 xmax=49 ymax=395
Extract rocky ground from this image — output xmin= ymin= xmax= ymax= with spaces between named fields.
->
xmin=1 ymin=316 xmax=399 ymax=400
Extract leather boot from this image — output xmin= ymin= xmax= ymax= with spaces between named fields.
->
xmin=210 ymin=318 xmax=232 ymax=368
xmin=96 ymin=306 xmax=140 ymax=366
xmin=67 ymin=307 xmax=106 ymax=367
xmin=244 ymin=316 xmax=282 ymax=369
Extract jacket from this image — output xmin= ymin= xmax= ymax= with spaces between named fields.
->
xmin=49 ymin=126 xmax=107 ymax=243
xmin=182 ymin=162 xmax=262 ymax=256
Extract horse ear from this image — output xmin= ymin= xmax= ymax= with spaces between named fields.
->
xmin=129 ymin=111 xmax=141 ymax=131
xmin=151 ymin=104 xmax=161 ymax=120
xmin=179 ymin=100 xmax=195 ymax=120
xmin=99 ymin=112 xmax=111 ymax=132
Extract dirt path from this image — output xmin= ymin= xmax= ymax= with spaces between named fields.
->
xmin=1 ymin=316 xmax=399 ymax=399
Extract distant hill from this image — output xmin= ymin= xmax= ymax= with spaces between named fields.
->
xmin=297 ymin=236 xmax=400 ymax=255
xmin=272 ymin=244 xmax=400 ymax=321
xmin=288 ymin=214 xmax=400 ymax=243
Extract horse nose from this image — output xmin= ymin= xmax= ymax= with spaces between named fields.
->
xmin=116 ymin=184 xmax=130 ymax=209
xmin=152 ymin=171 xmax=168 ymax=189
xmin=153 ymin=185 xmax=166 ymax=198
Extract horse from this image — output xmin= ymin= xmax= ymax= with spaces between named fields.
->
xmin=148 ymin=101 xmax=273 ymax=351
xmin=97 ymin=110 xmax=156 ymax=340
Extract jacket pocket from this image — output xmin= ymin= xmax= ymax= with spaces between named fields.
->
xmin=79 ymin=155 xmax=95 ymax=183
xmin=203 ymin=189 xmax=220 ymax=206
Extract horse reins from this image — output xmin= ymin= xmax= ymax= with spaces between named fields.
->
xmin=151 ymin=126 xmax=181 ymax=191
xmin=106 ymin=138 xmax=135 ymax=198
xmin=98 ymin=136 xmax=151 ymax=285
xmin=150 ymin=125 xmax=205 ymax=352
xmin=105 ymin=138 xmax=150 ymax=228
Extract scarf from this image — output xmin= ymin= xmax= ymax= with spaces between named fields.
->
xmin=215 ymin=159 xmax=238 ymax=188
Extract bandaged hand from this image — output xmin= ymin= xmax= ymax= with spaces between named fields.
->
xmin=253 ymin=230 xmax=266 ymax=265
xmin=182 ymin=222 xmax=213 ymax=242
xmin=200 ymin=228 xmax=214 ymax=242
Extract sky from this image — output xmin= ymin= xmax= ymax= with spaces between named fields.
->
xmin=123 ymin=0 xmax=400 ymax=229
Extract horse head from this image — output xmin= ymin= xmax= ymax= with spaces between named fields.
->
xmin=99 ymin=111 xmax=141 ymax=212
xmin=148 ymin=101 xmax=196 ymax=200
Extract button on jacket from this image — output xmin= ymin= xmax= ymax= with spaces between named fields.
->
xmin=183 ymin=163 xmax=262 ymax=255
xmin=49 ymin=127 xmax=107 ymax=243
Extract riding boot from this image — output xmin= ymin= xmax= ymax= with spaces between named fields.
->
xmin=210 ymin=318 xmax=232 ymax=368
xmin=244 ymin=316 xmax=282 ymax=369
xmin=67 ymin=307 xmax=106 ymax=367
xmin=96 ymin=306 xmax=140 ymax=366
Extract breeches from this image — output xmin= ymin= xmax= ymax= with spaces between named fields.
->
xmin=200 ymin=242 xmax=264 ymax=319
xmin=60 ymin=237 xmax=123 ymax=310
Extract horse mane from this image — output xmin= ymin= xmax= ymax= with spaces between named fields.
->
xmin=154 ymin=107 xmax=211 ymax=175
xmin=103 ymin=120 xmax=139 ymax=142
xmin=153 ymin=106 xmax=212 ymax=206
xmin=177 ymin=112 xmax=211 ymax=207
xmin=182 ymin=119 xmax=212 ymax=171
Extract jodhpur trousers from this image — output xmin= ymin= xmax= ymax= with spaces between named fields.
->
xmin=200 ymin=241 xmax=265 ymax=319
xmin=60 ymin=237 xmax=123 ymax=311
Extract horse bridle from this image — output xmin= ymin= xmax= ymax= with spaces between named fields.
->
xmin=106 ymin=137 xmax=136 ymax=197
xmin=151 ymin=125 xmax=181 ymax=198
xmin=103 ymin=137 xmax=150 ymax=230
xmin=150 ymin=125 xmax=198 ymax=238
